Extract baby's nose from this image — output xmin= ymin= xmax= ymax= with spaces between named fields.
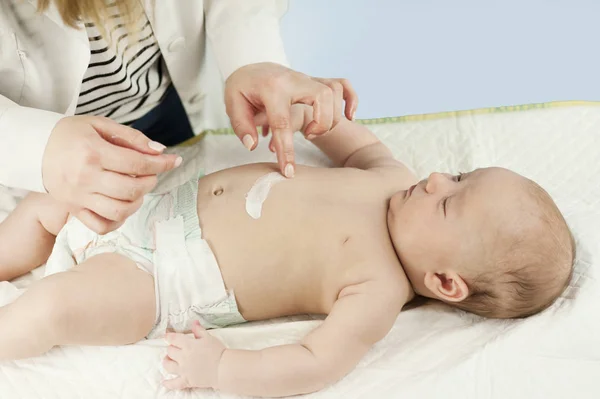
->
xmin=425 ymin=172 xmax=450 ymax=193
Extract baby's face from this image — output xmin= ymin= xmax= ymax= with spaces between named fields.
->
xmin=387 ymin=167 xmax=525 ymax=295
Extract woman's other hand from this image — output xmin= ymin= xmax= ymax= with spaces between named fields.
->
xmin=42 ymin=116 xmax=182 ymax=234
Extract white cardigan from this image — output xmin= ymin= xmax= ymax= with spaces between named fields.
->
xmin=0 ymin=0 xmax=289 ymax=192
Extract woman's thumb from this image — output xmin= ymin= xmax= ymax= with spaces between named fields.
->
xmin=91 ymin=117 xmax=166 ymax=154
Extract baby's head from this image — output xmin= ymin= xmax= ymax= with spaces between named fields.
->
xmin=387 ymin=167 xmax=574 ymax=318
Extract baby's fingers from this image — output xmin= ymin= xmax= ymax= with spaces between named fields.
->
xmin=162 ymin=357 xmax=179 ymax=374
xmin=165 ymin=332 xmax=186 ymax=348
xmin=192 ymin=320 xmax=208 ymax=339
xmin=163 ymin=376 xmax=188 ymax=390
xmin=167 ymin=345 xmax=182 ymax=361
xmin=262 ymin=124 xmax=270 ymax=137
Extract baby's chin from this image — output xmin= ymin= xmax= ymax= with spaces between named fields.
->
xmin=389 ymin=189 xmax=408 ymax=208
xmin=387 ymin=189 xmax=411 ymax=220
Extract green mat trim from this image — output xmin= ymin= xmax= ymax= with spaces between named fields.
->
xmin=180 ymin=100 xmax=600 ymax=146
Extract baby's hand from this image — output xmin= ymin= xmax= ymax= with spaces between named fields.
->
xmin=256 ymin=104 xmax=313 ymax=140
xmin=162 ymin=321 xmax=226 ymax=390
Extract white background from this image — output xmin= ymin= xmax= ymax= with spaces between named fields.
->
xmin=281 ymin=0 xmax=600 ymax=118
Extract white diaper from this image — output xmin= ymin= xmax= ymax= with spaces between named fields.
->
xmin=45 ymin=174 xmax=246 ymax=338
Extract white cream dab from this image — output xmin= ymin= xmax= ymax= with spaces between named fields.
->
xmin=245 ymin=172 xmax=286 ymax=219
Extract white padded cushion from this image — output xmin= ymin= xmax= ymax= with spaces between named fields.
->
xmin=1 ymin=103 xmax=599 ymax=398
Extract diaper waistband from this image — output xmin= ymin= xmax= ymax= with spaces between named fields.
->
xmin=170 ymin=172 xmax=203 ymax=241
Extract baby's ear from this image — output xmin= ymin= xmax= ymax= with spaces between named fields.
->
xmin=423 ymin=271 xmax=469 ymax=303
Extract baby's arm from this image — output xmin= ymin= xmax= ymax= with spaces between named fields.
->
xmin=163 ymin=281 xmax=405 ymax=397
xmin=300 ymin=107 xmax=408 ymax=172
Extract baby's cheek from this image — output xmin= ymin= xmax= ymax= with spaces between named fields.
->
xmin=395 ymin=211 xmax=417 ymax=235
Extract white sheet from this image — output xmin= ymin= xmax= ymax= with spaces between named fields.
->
xmin=1 ymin=104 xmax=599 ymax=399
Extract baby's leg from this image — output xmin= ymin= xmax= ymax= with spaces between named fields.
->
xmin=0 ymin=193 xmax=70 ymax=281
xmin=0 ymin=252 xmax=155 ymax=360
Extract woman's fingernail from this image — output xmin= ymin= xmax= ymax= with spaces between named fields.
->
xmin=149 ymin=141 xmax=166 ymax=152
xmin=284 ymin=164 xmax=295 ymax=178
xmin=307 ymin=134 xmax=317 ymax=140
xmin=351 ymin=111 xmax=356 ymax=121
xmin=174 ymin=157 xmax=183 ymax=168
xmin=242 ymin=135 xmax=254 ymax=151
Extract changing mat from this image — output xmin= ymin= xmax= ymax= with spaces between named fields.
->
xmin=1 ymin=102 xmax=599 ymax=399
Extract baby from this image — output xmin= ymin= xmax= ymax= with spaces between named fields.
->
xmin=0 ymin=107 xmax=574 ymax=397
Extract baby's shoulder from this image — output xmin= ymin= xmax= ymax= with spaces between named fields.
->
xmin=344 ymin=262 xmax=413 ymax=306
xmin=375 ymin=265 xmax=413 ymax=301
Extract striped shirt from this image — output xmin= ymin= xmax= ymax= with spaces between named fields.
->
xmin=75 ymin=5 xmax=171 ymax=124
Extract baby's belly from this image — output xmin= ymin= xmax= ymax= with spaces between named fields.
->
xmin=195 ymin=164 xmax=392 ymax=320
xmin=198 ymin=204 xmax=335 ymax=316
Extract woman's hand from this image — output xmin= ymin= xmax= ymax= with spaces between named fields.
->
xmin=225 ymin=62 xmax=358 ymax=178
xmin=254 ymin=104 xmax=312 ymax=154
xmin=42 ymin=116 xmax=182 ymax=234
